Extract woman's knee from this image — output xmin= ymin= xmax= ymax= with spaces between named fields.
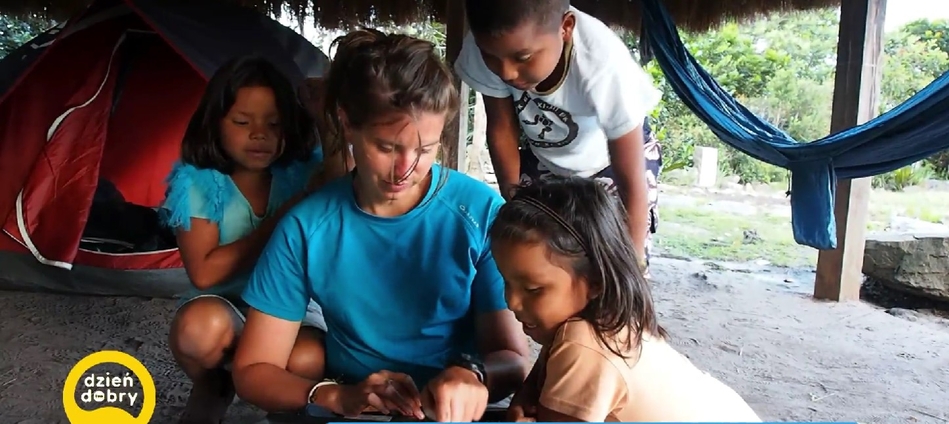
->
xmin=287 ymin=327 xmax=325 ymax=381
xmin=169 ymin=297 xmax=241 ymax=368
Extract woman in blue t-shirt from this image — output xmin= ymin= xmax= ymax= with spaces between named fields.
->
xmin=230 ymin=29 xmax=530 ymax=422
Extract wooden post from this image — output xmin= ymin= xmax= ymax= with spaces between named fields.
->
xmin=467 ymin=93 xmax=488 ymax=180
xmin=813 ymin=0 xmax=886 ymax=301
xmin=442 ymin=0 xmax=470 ymax=171
xmin=693 ymin=146 xmax=718 ymax=188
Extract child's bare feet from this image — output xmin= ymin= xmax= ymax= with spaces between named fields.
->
xmin=177 ymin=368 xmax=235 ymax=424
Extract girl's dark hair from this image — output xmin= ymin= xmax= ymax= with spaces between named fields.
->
xmin=321 ymin=28 xmax=459 ymax=182
xmin=489 ymin=177 xmax=667 ymax=359
xmin=180 ymin=56 xmax=316 ymax=173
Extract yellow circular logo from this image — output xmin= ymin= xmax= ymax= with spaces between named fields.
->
xmin=62 ymin=350 xmax=156 ymax=424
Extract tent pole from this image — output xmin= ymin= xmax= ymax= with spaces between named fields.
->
xmin=814 ymin=0 xmax=886 ymax=301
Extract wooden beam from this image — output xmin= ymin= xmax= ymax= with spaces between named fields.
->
xmin=467 ymin=93 xmax=488 ymax=179
xmin=444 ymin=0 xmax=466 ymax=64
xmin=441 ymin=0 xmax=469 ymax=171
xmin=813 ymin=0 xmax=886 ymax=301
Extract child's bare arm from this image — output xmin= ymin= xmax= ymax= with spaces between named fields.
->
xmin=607 ymin=125 xmax=649 ymax=263
xmin=175 ymin=214 xmax=285 ymax=290
xmin=453 ymin=32 xmax=520 ymax=198
xmin=483 ymin=95 xmax=523 ymax=199
xmin=582 ymin=41 xmax=658 ymax=264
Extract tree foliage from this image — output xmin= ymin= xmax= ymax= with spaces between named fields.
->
xmin=630 ymin=9 xmax=949 ymax=188
xmin=1 ymin=14 xmax=54 ymax=59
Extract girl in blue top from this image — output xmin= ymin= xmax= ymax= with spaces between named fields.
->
xmin=231 ymin=29 xmax=531 ymax=422
xmin=159 ymin=56 xmax=327 ymax=423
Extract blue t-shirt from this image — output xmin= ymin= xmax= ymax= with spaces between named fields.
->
xmin=159 ymin=149 xmax=323 ymax=304
xmin=242 ymin=165 xmax=508 ymax=386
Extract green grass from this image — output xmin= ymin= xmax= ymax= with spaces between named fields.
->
xmin=866 ymin=189 xmax=949 ymax=225
xmin=656 ymin=206 xmax=818 ymax=268
xmin=655 ymin=175 xmax=949 ymax=268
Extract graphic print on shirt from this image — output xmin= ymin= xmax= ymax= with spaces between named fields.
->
xmin=514 ymin=91 xmax=579 ymax=149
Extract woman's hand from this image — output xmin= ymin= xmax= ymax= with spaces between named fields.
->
xmin=506 ymin=386 xmax=538 ymax=422
xmin=336 ymin=371 xmax=424 ymax=419
xmin=421 ymin=366 xmax=489 ymax=422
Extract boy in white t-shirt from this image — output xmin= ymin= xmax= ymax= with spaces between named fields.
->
xmin=454 ymin=0 xmax=663 ymax=273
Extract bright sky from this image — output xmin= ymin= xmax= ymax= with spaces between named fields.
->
xmin=885 ymin=0 xmax=949 ymax=31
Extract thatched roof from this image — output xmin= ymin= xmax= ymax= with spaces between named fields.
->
xmin=5 ymin=0 xmax=841 ymax=33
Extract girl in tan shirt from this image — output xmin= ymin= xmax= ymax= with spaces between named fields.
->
xmin=490 ymin=177 xmax=762 ymax=422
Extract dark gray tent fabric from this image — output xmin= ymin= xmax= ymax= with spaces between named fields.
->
xmin=130 ymin=0 xmax=328 ymax=86
xmin=0 ymin=252 xmax=191 ymax=298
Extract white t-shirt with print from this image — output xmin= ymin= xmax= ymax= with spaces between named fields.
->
xmin=454 ymin=7 xmax=662 ymax=178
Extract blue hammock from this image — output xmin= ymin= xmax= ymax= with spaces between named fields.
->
xmin=639 ymin=0 xmax=949 ymax=250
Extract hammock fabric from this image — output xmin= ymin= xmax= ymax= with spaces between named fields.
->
xmin=639 ymin=0 xmax=949 ymax=250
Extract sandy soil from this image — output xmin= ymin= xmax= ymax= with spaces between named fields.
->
xmin=0 ymin=257 xmax=947 ymax=424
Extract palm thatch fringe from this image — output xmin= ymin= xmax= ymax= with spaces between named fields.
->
xmin=2 ymin=0 xmax=840 ymax=33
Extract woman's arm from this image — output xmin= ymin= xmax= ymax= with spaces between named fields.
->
xmin=520 ymin=358 xmax=542 ymax=393
xmin=231 ymin=308 xmax=317 ymax=411
xmin=607 ymin=125 xmax=649 ymax=262
xmin=483 ymin=95 xmax=523 ymax=200
xmin=421 ymin=308 xmax=530 ymax=422
xmin=475 ymin=309 xmax=532 ymax=402
xmin=232 ymin=212 xmax=321 ymax=412
xmin=468 ymin=217 xmax=532 ymax=401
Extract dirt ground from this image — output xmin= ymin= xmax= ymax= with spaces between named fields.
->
xmin=0 ymin=257 xmax=947 ymax=424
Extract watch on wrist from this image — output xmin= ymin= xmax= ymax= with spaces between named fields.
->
xmin=448 ymin=353 xmax=486 ymax=384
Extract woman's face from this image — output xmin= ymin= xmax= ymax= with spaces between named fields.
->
xmin=344 ymin=111 xmax=445 ymax=203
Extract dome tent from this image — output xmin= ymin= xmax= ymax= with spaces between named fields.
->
xmin=0 ymin=0 xmax=328 ymax=297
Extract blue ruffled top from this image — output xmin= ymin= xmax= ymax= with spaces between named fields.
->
xmin=158 ymin=148 xmax=323 ymax=303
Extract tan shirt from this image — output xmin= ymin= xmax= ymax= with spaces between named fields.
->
xmin=538 ymin=319 xmax=762 ymax=422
